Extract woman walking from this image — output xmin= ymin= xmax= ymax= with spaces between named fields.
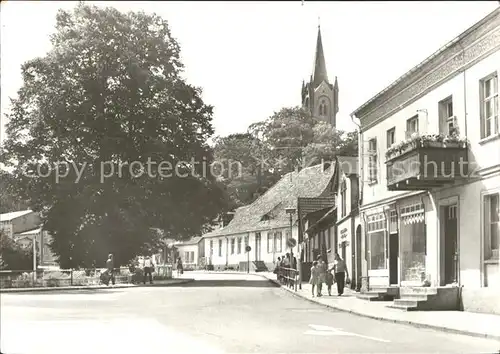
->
xmin=176 ymin=257 xmax=183 ymax=277
xmin=333 ymin=253 xmax=349 ymax=296
xmin=316 ymin=255 xmax=327 ymax=297
xmin=309 ymin=261 xmax=320 ymax=297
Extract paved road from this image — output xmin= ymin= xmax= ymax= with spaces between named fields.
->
xmin=1 ymin=272 xmax=499 ymax=353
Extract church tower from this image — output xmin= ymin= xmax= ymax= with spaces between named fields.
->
xmin=301 ymin=25 xmax=339 ymax=127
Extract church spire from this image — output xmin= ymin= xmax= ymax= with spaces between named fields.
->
xmin=312 ymin=24 xmax=329 ymax=87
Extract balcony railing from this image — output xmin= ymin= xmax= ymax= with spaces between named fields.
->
xmin=385 ymin=135 xmax=468 ymax=191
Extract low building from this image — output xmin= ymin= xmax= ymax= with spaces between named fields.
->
xmin=352 ymin=8 xmax=500 ymax=314
xmin=174 ymin=237 xmax=204 ymax=270
xmin=0 ymin=210 xmax=58 ymax=267
xmin=202 ymin=163 xmax=337 ymax=271
xmin=0 ymin=210 xmax=40 ymax=238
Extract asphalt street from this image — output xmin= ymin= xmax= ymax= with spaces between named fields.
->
xmin=1 ymin=272 xmax=499 ymax=354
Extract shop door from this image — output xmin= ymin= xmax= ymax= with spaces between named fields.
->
xmin=444 ymin=205 xmax=458 ymax=284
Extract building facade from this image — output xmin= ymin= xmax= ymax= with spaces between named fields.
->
xmin=352 ymin=8 xmax=500 ymax=314
xmin=301 ymin=25 xmax=339 ymax=127
xmin=174 ymin=237 xmax=204 ymax=270
xmin=335 ymin=156 xmax=361 ymax=290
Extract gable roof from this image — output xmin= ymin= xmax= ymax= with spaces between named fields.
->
xmin=203 ymin=163 xmax=336 ymax=238
xmin=0 ymin=210 xmax=33 ymax=222
xmin=175 ymin=236 xmax=202 ymax=246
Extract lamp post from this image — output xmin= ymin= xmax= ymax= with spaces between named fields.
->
xmin=285 ymin=207 xmax=297 ymax=289
xmin=32 ymin=234 xmax=37 ymax=285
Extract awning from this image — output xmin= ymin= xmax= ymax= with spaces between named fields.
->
xmin=305 ymin=206 xmax=337 ymax=235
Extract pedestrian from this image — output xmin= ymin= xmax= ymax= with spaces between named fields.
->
xmin=325 ymin=266 xmax=334 ymax=296
xmin=274 ymin=257 xmax=281 ymax=281
xmin=176 ymin=257 xmax=183 ymax=277
xmin=316 ymin=255 xmax=327 ymax=297
xmin=143 ymin=255 xmax=154 ymax=284
xmin=309 ymin=261 xmax=320 ymax=297
xmin=106 ymin=253 xmax=115 ymax=286
xmin=333 ymin=253 xmax=349 ymax=296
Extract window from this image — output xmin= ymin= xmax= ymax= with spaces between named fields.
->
xmin=267 ymin=233 xmax=273 ymax=253
xmin=341 ymin=178 xmax=347 ymax=217
xmin=367 ymin=213 xmax=386 ymax=270
xmin=386 ymin=127 xmax=396 ymax=148
xmin=237 ymin=237 xmax=242 ymax=254
xmin=275 ymin=231 xmax=282 ymax=253
xmin=326 ymin=227 xmax=331 ymax=250
xmin=218 ymin=239 xmax=223 ymax=257
xmin=368 ymin=138 xmax=378 ymax=183
xmin=406 ymin=116 xmax=419 ymax=138
xmin=185 ymin=252 xmax=189 ymax=263
xmin=319 ymin=99 xmax=328 ymax=116
xmin=439 ymin=97 xmax=458 ymax=135
xmin=484 ymin=193 xmax=499 ymax=261
xmin=480 ymin=73 xmax=499 ymax=139
xmin=210 ymin=240 xmax=214 ymax=256
xmin=244 ymin=235 xmax=249 ymax=248
xmin=231 ymin=238 xmax=235 ymax=254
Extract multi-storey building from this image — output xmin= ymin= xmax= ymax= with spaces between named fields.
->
xmin=352 ymin=8 xmax=500 ymax=314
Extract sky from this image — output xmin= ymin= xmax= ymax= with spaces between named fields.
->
xmin=1 ymin=1 xmax=499 ymax=144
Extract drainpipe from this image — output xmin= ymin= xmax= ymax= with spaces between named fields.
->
xmin=225 ymin=237 xmax=229 ymax=267
xmin=350 ymin=114 xmax=362 ymax=206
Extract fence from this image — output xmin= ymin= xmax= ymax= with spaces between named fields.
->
xmin=0 ymin=265 xmax=173 ymax=289
xmin=275 ymin=266 xmax=299 ymax=291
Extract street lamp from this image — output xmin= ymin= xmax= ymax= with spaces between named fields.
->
xmin=285 ymin=207 xmax=298 ymax=289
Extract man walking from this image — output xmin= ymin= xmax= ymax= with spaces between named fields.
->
xmin=106 ymin=253 xmax=116 ymax=286
xmin=143 ymin=255 xmax=154 ymax=284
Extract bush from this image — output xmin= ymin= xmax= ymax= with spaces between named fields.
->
xmin=206 ymin=264 xmax=214 ymax=271
xmin=43 ymin=271 xmax=70 ymax=287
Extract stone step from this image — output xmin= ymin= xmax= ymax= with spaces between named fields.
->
xmin=356 ymin=293 xmax=382 ymax=301
xmin=387 ymin=303 xmax=417 ymax=311
xmin=399 ymin=287 xmax=437 ymax=296
xmin=399 ymin=294 xmax=429 ymax=301
xmin=394 ymin=299 xmax=420 ymax=307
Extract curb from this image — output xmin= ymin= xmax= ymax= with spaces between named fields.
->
xmin=257 ymin=274 xmax=500 ymax=341
xmin=0 ymin=279 xmax=195 ymax=293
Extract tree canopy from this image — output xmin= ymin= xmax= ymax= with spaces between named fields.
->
xmin=0 ymin=4 xmax=227 ymax=268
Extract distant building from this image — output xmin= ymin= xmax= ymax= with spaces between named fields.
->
xmin=173 ymin=237 xmax=204 ymax=270
xmin=301 ymin=25 xmax=339 ymax=127
xmin=0 ymin=210 xmax=58 ymax=267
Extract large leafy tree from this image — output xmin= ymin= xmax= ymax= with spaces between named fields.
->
xmin=1 ymin=4 xmax=227 ymax=268
xmin=216 ymin=107 xmax=359 ymax=206
xmin=212 ymin=133 xmax=278 ymax=207
xmin=0 ymin=171 xmax=29 ymax=213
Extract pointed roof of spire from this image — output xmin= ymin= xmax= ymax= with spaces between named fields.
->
xmin=312 ymin=25 xmax=329 ymax=87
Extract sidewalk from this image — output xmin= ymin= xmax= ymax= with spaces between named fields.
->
xmin=0 ymin=278 xmax=194 ymax=293
xmin=258 ymin=272 xmax=500 ymax=340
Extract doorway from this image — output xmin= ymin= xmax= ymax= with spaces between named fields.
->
xmin=356 ymin=225 xmax=362 ymax=289
xmin=443 ymin=205 xmax=458 ymax=284
xmin=389 ymin=232 xmax=399 ymax=285
xmin=255 ymin=233 xmax=261 ymax=261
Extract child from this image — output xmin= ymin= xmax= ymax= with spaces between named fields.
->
xmin=309 ymin=261 xmax=319 ymax=297
xmin=325 ymin=266 xmax=334 ymax=296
